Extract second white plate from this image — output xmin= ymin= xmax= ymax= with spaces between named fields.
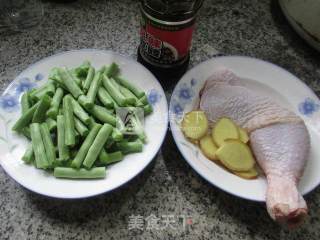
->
xmin=169 ymin=56 xmax=320 ymax=201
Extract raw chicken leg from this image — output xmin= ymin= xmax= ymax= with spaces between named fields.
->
xmin=199 ymin=69 xmax=310 ymax=227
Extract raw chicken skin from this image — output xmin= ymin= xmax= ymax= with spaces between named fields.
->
xmin=199 ymin=69 xmax=310 ymax=227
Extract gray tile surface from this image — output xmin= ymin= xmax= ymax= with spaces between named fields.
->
xmin=1 ymin=0 xmax=320 ymax=239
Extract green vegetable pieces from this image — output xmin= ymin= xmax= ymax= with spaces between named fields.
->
xmin=13 ymin=61 xmax=152 ymax=179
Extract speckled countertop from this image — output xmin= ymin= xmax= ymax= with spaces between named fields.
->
xmin=1 ymin=0 xmax=320 ymax=239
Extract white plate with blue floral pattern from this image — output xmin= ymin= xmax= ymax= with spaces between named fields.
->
xmin=169 ymin=56 xmax=320 ymax=202
xmin=0 ymin=49 xmax=168 ymax=199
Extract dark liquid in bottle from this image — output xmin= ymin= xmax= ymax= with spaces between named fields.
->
xmin=138 ymin=0 xmax=204 ymax=88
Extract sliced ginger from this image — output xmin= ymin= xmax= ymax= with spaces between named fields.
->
xmin=181 ymin=113 xmax=258 ymax=180
xmin=212 ymin=117 xmax=239 ymax=147
xmin=233 ymin=168 xmax=258 ymax=179
xmin=199 ymin=135 xmax=218 ymax=161
xmin=181 ymin=111 xmax=208 ymax=140
xmin=216 ymin=139 xmax=255 ymax=171
xmin=238 ymin=127 xmax=250 ymax=144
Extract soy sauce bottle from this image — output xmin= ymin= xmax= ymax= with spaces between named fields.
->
xmin=138 ymin=0 xmax=204 ymax=86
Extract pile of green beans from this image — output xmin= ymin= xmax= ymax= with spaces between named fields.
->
xmin=13 ymin=62 xmax=153 ymax=179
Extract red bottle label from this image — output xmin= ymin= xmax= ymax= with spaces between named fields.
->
xmin=139 ymin=9 xmax=195 ymax=67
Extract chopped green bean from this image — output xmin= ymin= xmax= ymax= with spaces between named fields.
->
xmin=83 ymin=124 xmax=113 ymax=169
xmin=97 ymin=87 xmax=114 ymax=108
xmin=74 ymin=60 xmax=91 ymax=78
xmin=109 ymin=77 xmax=138 ymax=105
xmin=27 ymin=89 xmax=37 ymax=105
xmin=98 ymin=149 xmax=123 ymax=165
xmin=69 ymin=96 xmax=90 ymax=125
xmin=114 ymin=76 xmax=145 ymax=98
xmin=102 ymin=75 xmax=127 ymax=106
xmin=21 ymin=127 xmax=31 ymax=139
xmin=40 ymin=123 xmax=56 ymax=167
xmin=70 ymin=69 xmax=82 ymax=86
xmin=49 ymin=68 xmax=67 ymax=89
xmin=82 ymin=66 xmax=95 ymax=93
xmin=115 ymin=140 xmax=143 ymax=154
xmin=54 ymin=167 xmax=106 ymax=179
xmin=30 ymin=123 xmax=49 ymax=169
xmin=108 ymin=77 xmax=121 ymax=91
xmin=31 ymin=83 xmax=56 ymax=101
xmin=74 ymin=117 xmax=89 ymax=137
xmin=12 ymin=102 xmax=39 ymax=132
xmin=71 ymin=124 xmax=101 ymax=168
xmin=21 ymin=92 xmax=30 ymax=114
xmin=57 ymin=68 xmax=83 ymax=98
xmin=90 ymin=104 xmax=117 ymax=126
xmin=144 ymin=104 xmax=153 ymax=116
xmin=45 ymin=82 xmax=56 ymax=97
xmin=78 ymin=72 xmax=103 ymax=110
xmin=78 ymin=95 xmax=90 ymax=110
xmin=118 ymin=85 xmax=136 ymax=105
xmin=47 ymin=87 xmax=64 ymax=119
xmin=119 ymin=85 xmax=139 ymax=106
xmin=105 ymin=62 xmax=120 ymax=78
xmin=87 ymin=117 xmax=98 ymax=130
xmin=22 ymin=145 xmax=34 ymax=164
xmin=57 ymin=115 xmax=70 ymax=161
xmin=48 ymin=67 xmax=60 ymax=80
xmin=106 ymin=89 xmax=119 ymax=108
xmin=139 ymin=95 xmax=149 ymax=105
xmin=111 ymin=127 xmax=123 ymax=141
xmin=29 ymin=84 xmax=47 ymax=99
xmin=63 ymin=95 xmax=75 ymax=146
xmin=32 ymin=94 xmax=51 ymax=123
xmin=45 ymin=118 xmax=57 ymax=132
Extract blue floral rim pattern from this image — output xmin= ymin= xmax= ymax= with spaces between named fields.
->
xmin=170 ymin=78 xmax=197 ymax=117
xmin=0 ymin=76 xmax=39 ymax=113
xmin=298 ymin=97 xmax=320 ymax=117
xmin=147 ymin=89 xmax=162 ymax=106
xmin=0 ymin=75 xmax=42 ymax=153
